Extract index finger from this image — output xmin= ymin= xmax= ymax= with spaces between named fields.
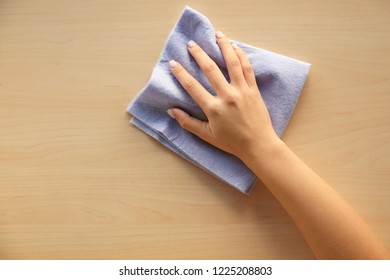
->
xmin=187 ymin=40 xmax=230 ymax=94
xmin=169 ymin=60 xmax=214 ymax=111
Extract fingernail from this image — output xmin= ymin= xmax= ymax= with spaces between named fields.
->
xmin=167 ymin=109 xmax=175 ymax=119
xmin=215 ymin=31 xmax=224 ymax=39
xmin=232 ymin=43 xmax=239 ymax=50
xmin=169 ymin=60 xmax=177 ymax=69
xmin=187 ymin=40 xmax=196 ymax=48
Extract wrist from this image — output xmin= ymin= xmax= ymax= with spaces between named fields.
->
xmin=240 ymin=133 xmax=288 ymax=175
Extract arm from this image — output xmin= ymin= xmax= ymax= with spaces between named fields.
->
xmin=167 ymin=31 xmax=389 ymax=259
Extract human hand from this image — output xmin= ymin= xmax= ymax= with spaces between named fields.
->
xmin=167 ymin=31 xmax=280 ymax=162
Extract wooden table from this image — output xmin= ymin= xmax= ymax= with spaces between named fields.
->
xmin=1 ymin=0 xmax=389 ymax=259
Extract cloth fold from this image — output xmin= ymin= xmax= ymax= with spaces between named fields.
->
xmin=128 ymin=6 xmax=310 ymax=194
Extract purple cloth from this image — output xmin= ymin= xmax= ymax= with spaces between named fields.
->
xmin=127 ymin=6 xmax=310 ymax=193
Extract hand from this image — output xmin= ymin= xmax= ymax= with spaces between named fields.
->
xmin=167 ymin=31 xmax=280 ymax=161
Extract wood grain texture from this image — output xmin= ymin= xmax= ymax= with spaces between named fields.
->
xmin=0 ymin=0 xmax=389 ymax=259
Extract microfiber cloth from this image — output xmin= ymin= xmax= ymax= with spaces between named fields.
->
xmin=127 ymin=6 xmax=310 ymax=194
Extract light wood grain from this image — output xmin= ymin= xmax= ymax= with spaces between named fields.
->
xmin=0 ymin=0 xmax=389 ymax=259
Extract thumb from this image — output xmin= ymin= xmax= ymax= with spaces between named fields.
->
xmin=167 ymin=108 xmax=211 ymax=142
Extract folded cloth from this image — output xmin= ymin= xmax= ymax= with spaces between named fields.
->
xmin=128 ymin=6 xmax=310 ymax=194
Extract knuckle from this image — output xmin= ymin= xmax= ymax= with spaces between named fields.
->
xmin=203 ymin=62 xmax=218 ymax=74
xmin=183 ymin=78 xmax=197 ymax=92
xmin=227 ymin=57 xmax=240 ymax=67
xmin=243 ymin=63 xmax=254 ymax=75
xmin=225 ymin=94 xmax=239 ymax=107
xmin=179 ymin=118 xmax=189 ymax=129
xmin=205 ymin=102 xmax=220 ymax=116
xmin=181 ymin=121 xmax=189 ymax=129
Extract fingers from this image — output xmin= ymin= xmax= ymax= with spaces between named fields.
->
xmin=231 ymin=43 xmax=257 ymax=88
xmin=187 ymin=32 xmax=256 ymax=90
xmin=167 ymin=108 xmax=212 ymax=143
xmin=169 ymin=60 xmax=214 ymax=111
xmin=186 ymin=40 xmax=230 ymax=93
xmin=215 ymin=31 xmax=246 ymax=86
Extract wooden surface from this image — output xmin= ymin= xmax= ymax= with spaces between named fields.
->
xmin=0 ymin=0 xmax=389 ymax=259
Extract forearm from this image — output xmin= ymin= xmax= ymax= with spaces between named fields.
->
xmin=244 ymin=138 xmax=389 ymax=259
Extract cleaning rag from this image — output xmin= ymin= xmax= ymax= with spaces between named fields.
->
xmin=127 ymin=6 xmax=310 ymax=194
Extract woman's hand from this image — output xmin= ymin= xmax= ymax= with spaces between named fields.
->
xmin=167 ymin=31 xmax=280 ymax=161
